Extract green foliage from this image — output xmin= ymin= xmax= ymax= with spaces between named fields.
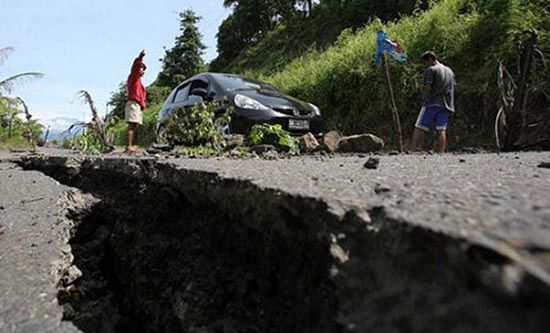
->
xmin=69 ymin=91 xmax=116 ymax=153
xmin=107 ymin=83 xmax=128 ymax=119
xmin=162 ymin=102 xmax=233 ymax=149
xmin=243 ymin=0 xmax=549 ymax=149
xmin=249 ymin=123 xmax=300 ymax=155
xmin=0 ymin=136 xmax=32 ymax=150
xmin=0 ymin=100 xmax=43 ymax=148
xmin=211 ymin=0 xmax=291 ymax=71
xmin=212 ymin=0 xmax=424 ymax=73
xmin=147 ymin=84 xmax=172 ymax=107
xmin=69 ymin=115 xmax=118 ymax=154
xmin=156 ymin=10 xmax=206 ymax=88
xmin=71 ymin=130 xmax=106 ymax=154
xmin=0 ymin=46 xmax=43 ymax=149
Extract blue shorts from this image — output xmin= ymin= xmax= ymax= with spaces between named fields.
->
xmin=415 ymin=105 xmax=448 ymax=132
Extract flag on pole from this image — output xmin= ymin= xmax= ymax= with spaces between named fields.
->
xmin=374 ymin=31 xmax=408 ymax=65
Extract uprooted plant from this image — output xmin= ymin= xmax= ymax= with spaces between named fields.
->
xmin=68 ymin=90 xmax=116 ymax=154
xmin=16 ymin=97 xmax=37 ymax=148
xmin=161 ymin=100 xmax=233 ymax=152
xmin=249 ymin=123 xmax=301 ymax=155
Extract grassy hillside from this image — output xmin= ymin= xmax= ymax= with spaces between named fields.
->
xmin=246 ymin=0 xmax=548 ymax=149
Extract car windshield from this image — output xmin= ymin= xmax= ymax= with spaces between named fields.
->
xmin=213 ymin=74 xmax=277 ymax=92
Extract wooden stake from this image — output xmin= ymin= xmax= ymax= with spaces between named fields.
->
xmin=382 ymin=53 xmax=404 ymax=152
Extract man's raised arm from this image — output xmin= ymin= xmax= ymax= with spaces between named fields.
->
xmin=130 ymin=50 xmax=146 ymax=75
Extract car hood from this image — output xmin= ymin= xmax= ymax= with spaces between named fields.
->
xmin=232 ymin=89 xmax=313 ymax=112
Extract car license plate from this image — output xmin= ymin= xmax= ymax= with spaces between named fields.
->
xmin=289 ymin=119 xmax=310 ymax=130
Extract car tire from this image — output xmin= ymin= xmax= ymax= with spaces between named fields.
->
xmin=214 ymin=116 xmax=232 ymax=139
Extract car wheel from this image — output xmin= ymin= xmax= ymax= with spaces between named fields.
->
xmin=215 ymin=116 xmax=231 ymax=139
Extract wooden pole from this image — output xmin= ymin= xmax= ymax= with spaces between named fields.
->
xmin=382 ymin=53 xmax=404 ymax=152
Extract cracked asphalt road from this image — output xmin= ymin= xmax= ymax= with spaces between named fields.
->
xmin=1 ymin=149 xmax=550 ymax=331
xmin=0 ymin=161 xmax=79 ymax=333
xmin=157 ymin=151 xmax=550 ymax=283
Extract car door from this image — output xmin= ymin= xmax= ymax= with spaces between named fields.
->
xmin=159 ymin=82 xmax=192 ymax=122
xmin=187 ymin=77 xmax=211 ymax=104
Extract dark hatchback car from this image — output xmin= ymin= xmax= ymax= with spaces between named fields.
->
xmin=156 ymin=73 xmax=324 ymax=139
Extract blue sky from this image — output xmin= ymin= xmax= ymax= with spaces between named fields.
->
xmin=0 ymin=0 xmax=230 ymax=130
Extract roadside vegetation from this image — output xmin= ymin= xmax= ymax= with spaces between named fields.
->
xmin=96 ymin=0 xmax=548 ymax=152
xmin=0 ymin=47 xmax=44 ymax=150
xmin=239 ymin=0 xmax=548 ymax=149
xmin=211 ymin=0 xmax=430 ymax=74
xmin=249 ymin=124 xmax=301 ymax=155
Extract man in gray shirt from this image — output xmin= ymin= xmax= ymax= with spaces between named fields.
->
xmin=411 ymin=51 xmax=455 ymax=153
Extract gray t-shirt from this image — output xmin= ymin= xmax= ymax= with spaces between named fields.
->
xmin=423 ymin=62 xmax=455 ymax=112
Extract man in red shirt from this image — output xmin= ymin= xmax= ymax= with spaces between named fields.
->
xmin=125 ymin=50 xmax=147 ymax=153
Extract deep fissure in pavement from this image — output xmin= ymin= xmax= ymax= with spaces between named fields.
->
xmin=54 ymin=170 xmax=339 ymax=333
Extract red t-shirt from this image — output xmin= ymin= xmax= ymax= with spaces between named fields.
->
xmin=127 ymin=56 xmax=147 ymax=109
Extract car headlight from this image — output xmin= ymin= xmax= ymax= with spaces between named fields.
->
xmin=234 ymin=94 xmax=270 ymax=110
xmin=309 ymin=103 xmax=321 ymax=116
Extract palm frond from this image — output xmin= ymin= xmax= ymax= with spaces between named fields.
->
xmin=0 ymin=47 xmax=14 ymax=66
xmin=68 ymin=121 xmax=89 ymax=134
xmin=0 ymin=72 xmax=44 ymax=93
xmin=16 ymin=97 xmax=32 ymax=121
xmin=15 ymin=97 xmax=36 ymax=148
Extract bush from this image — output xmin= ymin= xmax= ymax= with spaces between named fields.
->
xmin=0 ymin=104 xmax=43 ymax=149
xmin=0 ymin=136 xmax=31 ymax=150
xmin=249 ymin=124 xmax=300 ymax=155
xmin=161 ymin=101 xmax=233 ymax=149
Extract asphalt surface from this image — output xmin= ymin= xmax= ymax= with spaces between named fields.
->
xmin=1 ymin=149 xmax=550 ymax=331
xmin=0 ymin=160 xmax=79 ymax=333
xmin=157 ymin=151 xmax=550 ymax=284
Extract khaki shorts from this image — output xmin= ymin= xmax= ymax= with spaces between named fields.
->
xmin=125 ymin=100 xmax=143 ymax=125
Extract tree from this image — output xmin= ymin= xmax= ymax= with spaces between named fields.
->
xmin=0 ymin=99 xmax=43 ymax=143
xmin=156 ymin=10 xmax=206 ymax=88
xmin=107 ymin=82 xmax=128 ymax=119
xmin=211 ymin=0 xmax=283 ymax=71
xmin=210 ymin=0 xmax=424 ymax=72
xmin=0 ymin=47 xmax=43 ymax=145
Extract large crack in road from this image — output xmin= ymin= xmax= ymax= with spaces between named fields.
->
xmin=1 ymin=150 xmax=550 ymax=332
xmin=53 ymin=170 xmax=339 ymax=333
